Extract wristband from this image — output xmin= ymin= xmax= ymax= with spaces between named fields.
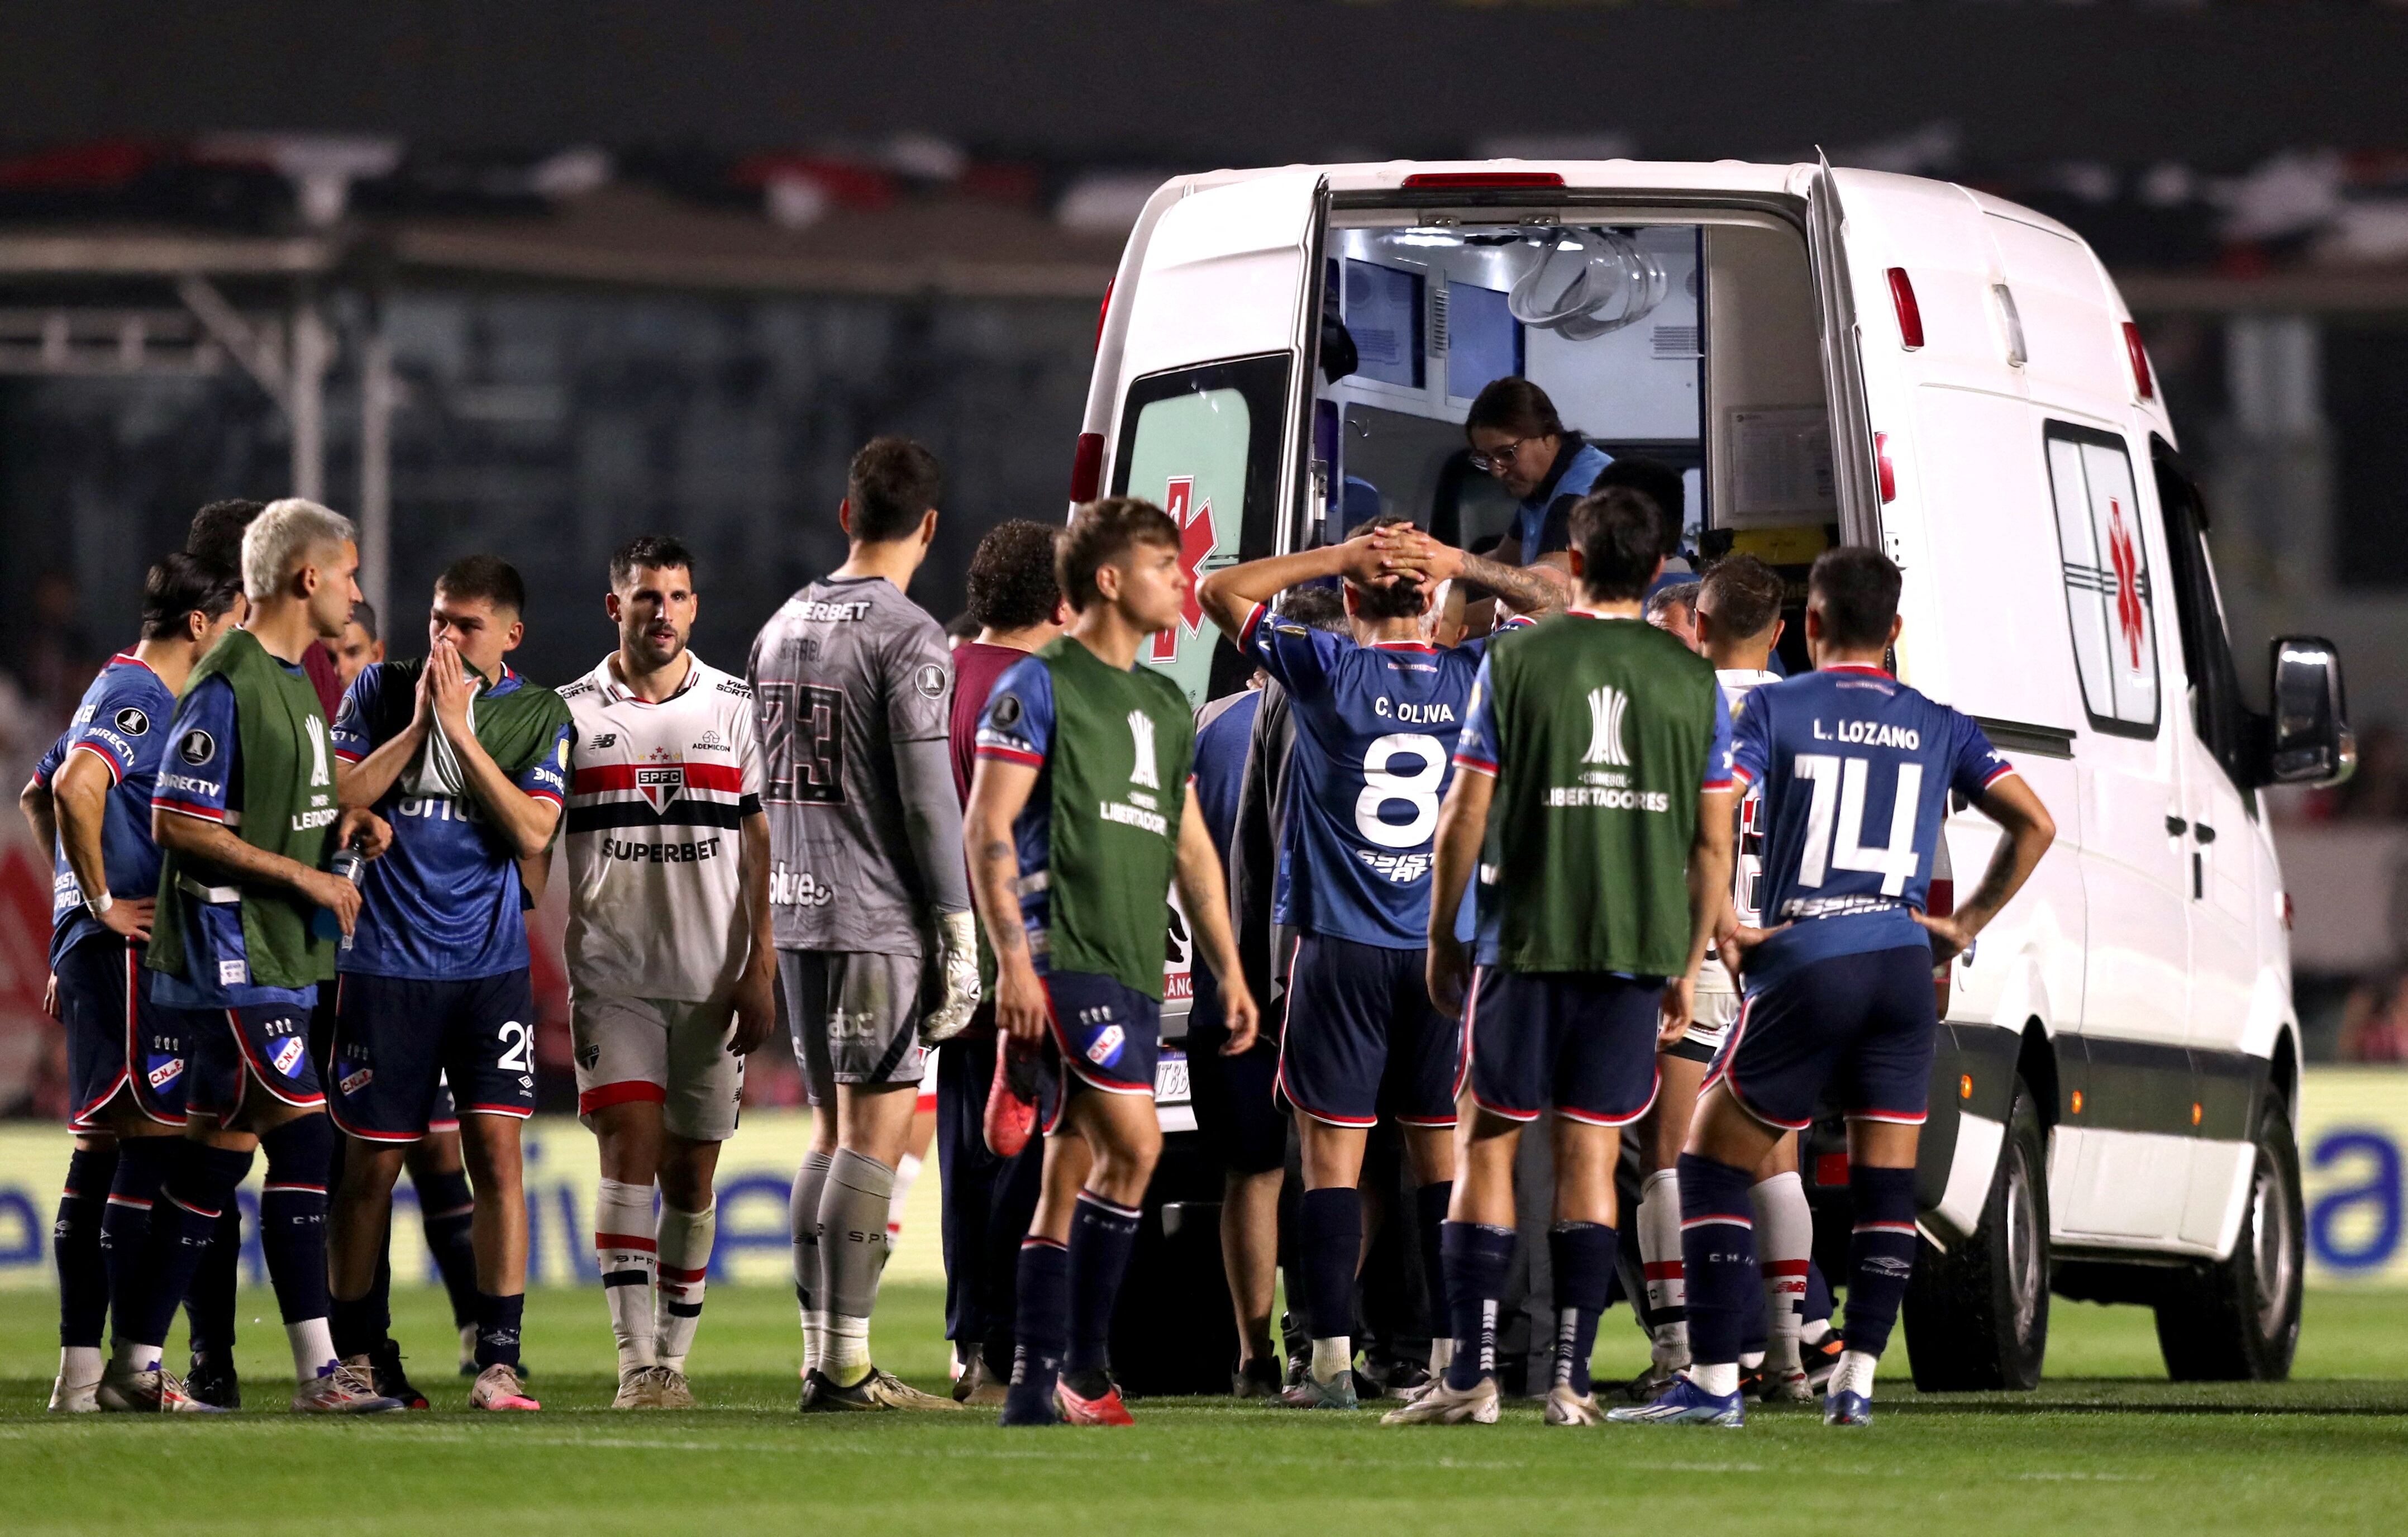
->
xmin=85 ymin=890 xmax=114 ymax=920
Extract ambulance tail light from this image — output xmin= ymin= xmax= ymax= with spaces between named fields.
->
xmin=2124 ymin=320 xmax=2156 ymax=400
xmin=1400 ymin=171 xmax=1566 ymax=190
xmin=1876 ymin=432 xmax=1897 ymax=503
xmin=1093 ymin=279 xmax=1113 ymax=354
xmin=1928 ymin=875 xmax=1954 ymax=1018
xmin=1069 ymin=432 xmax=1104 ymax=504
xmin=1887 ymin=268 xmax=1924 ymax=350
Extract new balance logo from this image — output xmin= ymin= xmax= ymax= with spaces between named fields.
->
xmin=1581 ymin=684 xmax=1630 ymax=767
xmin=1127 ymin=710 xmax=1160 ymax=789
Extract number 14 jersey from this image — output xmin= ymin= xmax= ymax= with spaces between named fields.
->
xmin=1242 ymin=604 xmax=1485 ymax=950
xmin=1728 ymin=662 xmax=2015 ymax=992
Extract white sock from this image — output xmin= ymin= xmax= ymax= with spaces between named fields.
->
xmin=1637 ymin=1168 xmax=1689 ymax=1367
xmin=1831 ymin=1349 xmax=1879 ymax=1400
xmin=655 ymin=1201 xmax=716 ymax=1374
xmin=110 ymin=1339 xmax=163 ymax=1374
xmin=1752 ymin=1170 xmax=1813 ymax=1374
xmin=1803 ymin=1315 xmax=1835 ymax=1347
xmin=1428 ymin=1337 xmax=1455 ymax=1377
xmin=887 ymin=1151 xmax=923 ymax=1241
xmin=1690 ymin=1360 xmax=1740 ymax=1398
xmin=595 ymin=1177 xmax=659 ymax=1373
xmin=1739 ymin=1350 xmax=1766 ymax=1372
xmin=288 ymin=1317 xmax=337 ymax=1382
xmin=59 ymin=1345 xmax=102 ymax=1390
xmin=1310 ymin=1335 xmax=1352 ymax=1384
xmin=826 ymin=1314 xmax=872 ymax=1381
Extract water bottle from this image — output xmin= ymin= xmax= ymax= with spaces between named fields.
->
xmin=312 ymin=844 xmax=367 ymax=944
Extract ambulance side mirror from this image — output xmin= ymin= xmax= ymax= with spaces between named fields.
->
xmin=2266 ymin=636 xmax=2352 ymax=787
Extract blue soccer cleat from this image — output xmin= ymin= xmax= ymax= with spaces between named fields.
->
xmin=1824 ymin=1390 xmax=1872 ymax=1427
xmin=1603 ymin=1373 xmax=1746 ymax=1427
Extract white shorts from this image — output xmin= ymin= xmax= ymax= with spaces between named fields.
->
xmin=1673 ymin=987 xmax=1741 ymax=1063
xmin=571 ymin=993 xmax=745 ymax=1143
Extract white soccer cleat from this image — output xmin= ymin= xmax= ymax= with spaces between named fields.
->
xmin=1544 ymin=1383 xmax=1603 ymax=1426
xmin=292 ymin=1361 xmax=406 ymax=1415
xmin=613 ymin=1364 xmax=670 ymax=1409
xmin=1379 ymin=1375 xmax=1499 ymax=1425
xmin=1762 ymin=1367 xmax=1815 ymax=1405
xmin=96 ymin=1361 xmax=220 ymax=1414
xmin=652 ymin=1368 xmax=697 ymax=1409
xmin=803 ymin=1366 xmax=963 ymax=1411
xmin=469 ymin=1363 xmax=541 ymax=1412
xmin=49 ymin=1372 xmax=100 ymax=1414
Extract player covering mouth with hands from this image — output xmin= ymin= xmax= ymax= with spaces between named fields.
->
xmin=966 ymin=497 xmax=1260 ymax=1427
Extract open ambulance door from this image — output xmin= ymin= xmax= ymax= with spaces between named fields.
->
xmin=1806 ymin=155 xmax=1884 ymax=553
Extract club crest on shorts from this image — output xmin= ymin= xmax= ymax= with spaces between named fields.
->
xmin=146 ymin=1055 xmax=184 ymax=1089
xmin=637 ymin=750 xmax=684 ymax=811
xmin=1086 ymin=1022 xmax=1126 ymax=1067
xmin=271 ymin=1036 xmax=307 ymax=1077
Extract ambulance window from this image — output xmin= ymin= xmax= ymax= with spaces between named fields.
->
xmin=2154 ymin=445 xmax=2258 ymax=798
xmin=2044 ymin=422 xmax=2161 ymax=738
xmin=1112 ymin=351 xmax=1289 ymax=705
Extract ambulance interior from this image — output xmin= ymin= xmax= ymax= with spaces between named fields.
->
xmin=1313 ymin=211 xmax=1837 ymax=669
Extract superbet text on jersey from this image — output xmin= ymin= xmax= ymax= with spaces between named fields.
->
xmin=559 ymin=655 xmax=764 ymax=1003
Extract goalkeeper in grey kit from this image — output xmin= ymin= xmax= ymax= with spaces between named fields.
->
xmin=748 ymin=437 xmax=981 ymax=1411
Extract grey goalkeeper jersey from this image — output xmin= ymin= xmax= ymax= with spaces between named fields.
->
xmin=748 ymin=574 xmax=955 ymax=957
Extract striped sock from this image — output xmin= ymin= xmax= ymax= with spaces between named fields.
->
xmin=655 ymin=1201 xmax=716 ymax=1373
xmin=595 ymin=1178 xmax=659 ymax=1373
xmin=1637 ymin=1167 xmax=1689 ymax=1365
xmin=1753 ymin=1171 xmax=1813 ymax=1373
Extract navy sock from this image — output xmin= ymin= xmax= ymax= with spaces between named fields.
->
xmin=259 ymin=1115 xmax=333 ymax=1326
xmin=368 ymin=1246 xmax=394 ymax=1347
xmin=129 ymin=1145 xmax=254 ymax=1349
xmin=1548 ymin=1221 xmax=1615 ymax=1397
xmin=414 ymin=1167 xmax=480 ymax=1331
xmin=102 ymin=1140 xmax=173 ymax=1346
xmin=330 ymin=1292 xmax=385 ymax=1360
xmin=475 ymin=1292 xmax=524 ymax=1369
xmin=1414 ymin=1181 xmax=1452 ymax=1343
xmin=185 ymin=1207 xmax=241 ymax=1356
xmin=1008 ymin=1238 xmax=1069 ymax=1412
xmin=1298 ymin=1186 xmax=1362 ymax=1343
xmin=56 ymin=1146 xmax=117 ymax=1348
xmin=1676 ymin=1153 xmax=1757 ymax=1371
xmin=1804 ymin=1260 xmax=1835 ymax=1335
xmin=1064 ymin=1192 xmax=1142 ymax=1382
xmin=1441 ymin=1221 xmax=1515 ymax=1392
xmin=1844 ymin=1166 xmax=1920 ymax=1359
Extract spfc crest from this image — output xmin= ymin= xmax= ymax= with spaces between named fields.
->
xmin=637 ymin=764 xmax=684 ymax=812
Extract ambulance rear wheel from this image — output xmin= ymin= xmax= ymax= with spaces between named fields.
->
xmin=1902 ymin=1076 xmax=2049 ymax=1392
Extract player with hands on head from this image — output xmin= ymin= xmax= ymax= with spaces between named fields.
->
xmin=1610 ymin=546 xmax=2054 ymax=1430
xmin=1396 ymin=485 xmax=1734 ymax=1430
xmin=560 ymin=535 xmax=776 ymax=1410
xmin=325 ymin=555 xmax=572 ymax=1412
xmin=18 ymin=553 xmax=243 ymax=1412
xmin=750 ymin=437 xmax=977 ymax=1414
xmin=1193 ymin=517 xmax=1553 ymax=1410
xmin=965 ymin=497 xmax=1259 ymax=1427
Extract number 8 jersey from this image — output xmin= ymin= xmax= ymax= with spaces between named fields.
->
xmin=1729 ymin=662 xmax=2015 ymax=992
xmin=1241 ymin=603 xmax=1486 ymax=949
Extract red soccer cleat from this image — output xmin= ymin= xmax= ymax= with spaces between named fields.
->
xmin=985 ymin=1037 xmax=1041 ymax=1157
xmin=1056 ymin=1378 xmax=1135 ymax=1426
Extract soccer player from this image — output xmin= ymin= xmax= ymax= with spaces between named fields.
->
xmin=965 ymin=497 xmax=1260 ymax=1427
xmin=562 ymin=535 xmax=776 ymax=1409
xmin=1194 ymin=519 xmax=1562 ymax=1410
xmin=750 ymin=437 xmax=978 ymax=1412
xmin=1628 ymin=554 xmax=1827 ymax=1401
xmin=18 ymin=554 xmax=243 ymax=1411
xmin=1612 ymin=547 xmax=2054 ymax=1427
xmin=109 ymin=498 xmax=402 ymax=1414
xmin=1391 ymin=486 xmax=1734 ymax=1428
xmin=941 ymin=519 xmax=1064 ymax=1403
xmin=330 ymin=599 xmax=384 ymax=685
xmin=326 ymin=555 xmax=572 ymax=1412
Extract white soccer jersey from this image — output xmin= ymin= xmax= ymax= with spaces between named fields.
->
xmin=560 ymin=651 xmax=764 ymax=1004
xmin=1699 ymin=667 xmax=1781 ymax=998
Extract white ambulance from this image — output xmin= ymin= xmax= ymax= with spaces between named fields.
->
xmin=1078 ymin=159 xmax=2350 ymax=1387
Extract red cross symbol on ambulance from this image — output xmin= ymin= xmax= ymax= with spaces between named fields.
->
xmin=2106 ymin=498 xmax=2144 ymax=669
xmin=1149 ymin=474 xmax=1218 ymax=663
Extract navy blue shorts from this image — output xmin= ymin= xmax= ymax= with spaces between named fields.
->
xmin=187 ymin=999 xmax=322 ymax=1122
xmin=1277 ymin=932 xmax=1458 ymax=1131
xmin=1708 ymin=945 xmax=1939 ymax=1132
xmin=328 ymin=970 xmax=538 ymax=1142
xmin=1038 ymin=969 xmax=1160 ymax=1137
xmin=1466 ymin=967 xmax=1662 ymax=1127
xmin=55 ymin=938 xmax=195 ymax=1130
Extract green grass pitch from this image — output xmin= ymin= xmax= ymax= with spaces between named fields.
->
xmin=3 ymin=1284 xmax=2405 ymax=1535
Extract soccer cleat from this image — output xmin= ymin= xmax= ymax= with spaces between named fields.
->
xmin=97 ymin=1360 xmax=222 ymax=1414
xmin=469 ymin=1363 xmax=541 ymax=1411
xmin=954 ymin=1355 xmax=1010 ymax=1406
xmin=1379 ymin=1376 xmax=1499 ymax=1425
xmin=1824 ymin=1390 xmax=1873 ymax=1427
xmin=1232 ymin=1355 xmax=1285 ymax=1400
xmin=1056 ymin=1378 xmax=1136 ymax=1425
xmin=1362 ymin=1358 xmax=1430 ymax=1400
xmin=1803 ymin=1332 xmax=1844 ymax=1392
xmin=368 ymin=1339 xmax=430 ymax=1410
xmin=984 ymin=1039 xmax=1041 ymax=1158
xmin=803 ymin=1367 xmax=962 ymax=1411
xmin=1281 ymin=1369 xmax=1360 ymax=1410
xmin=1621 ymin=1359 xmax=1681 ymax=1402
xmin=1604 ymin=1374 xmax=1746 ymax=1427
xmin=614 ymin=1364 xmax=670 ymax=1408
xmin=184 ymin=1350 xmax=241 ymax=1410
xmin=49 ymin=1372 xmax=99 ymax=1414
xmin=1758 ymin=1367 xmax=1815 ymax=1405
xmin=652 ymin=1368 xmax=697 ymax=1409
xmin=293 ymin=1362 xmax=407 ymax=1415
xmin=1544 ymin=1383 xmax=1604 ymax=1426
